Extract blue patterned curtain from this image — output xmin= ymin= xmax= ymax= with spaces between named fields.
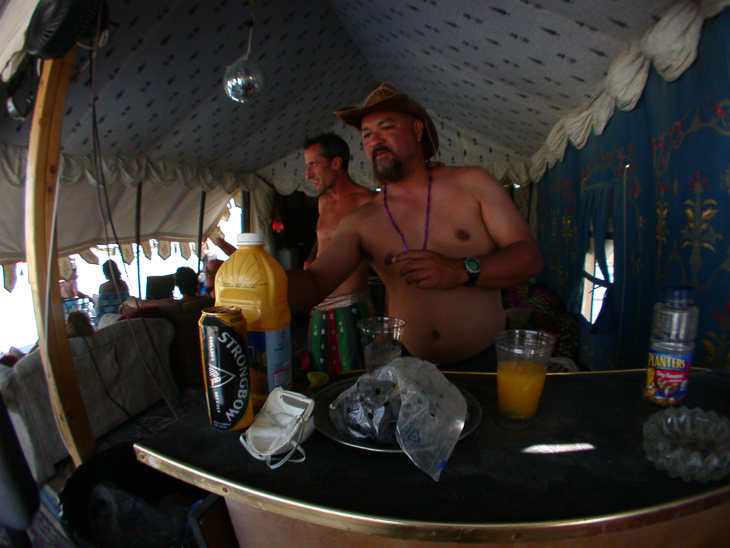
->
xmin=537 ymin=9 xmax=730 ymax=370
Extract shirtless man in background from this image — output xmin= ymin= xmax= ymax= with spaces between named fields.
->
xmin=288 ymin=84 xmax=543 ymax=371
xmin=300 ymin=133 xmax=376 ymax=373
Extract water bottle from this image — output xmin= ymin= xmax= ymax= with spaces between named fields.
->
xmin=643 ymin=286 xmax=699 ymax=406
xmin=215 ymin=233 xmax=293 ymax=407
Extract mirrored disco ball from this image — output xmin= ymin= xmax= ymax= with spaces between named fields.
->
xmin=223 ymin=57 xmax=265 ymax=103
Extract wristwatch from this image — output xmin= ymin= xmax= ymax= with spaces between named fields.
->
xmin=462 ymin=257 xmax=481 ymax=287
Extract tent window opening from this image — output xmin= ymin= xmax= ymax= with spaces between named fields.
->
xmin=581 ymin=233 xmax=614 ymax=324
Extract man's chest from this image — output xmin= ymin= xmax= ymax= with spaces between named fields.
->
xmin=364 ymin=203 xmax=491 ymax=259
xmin=316 ymin=208 xmax=347 ymax=243
xmin=317 ymin=196 xmax=367 ymax=238
xmin=358 ymin=232 xmax=482 ymax=290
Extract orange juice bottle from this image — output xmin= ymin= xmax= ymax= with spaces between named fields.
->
xmin=215 ymin=233 xmax=292 ymax=407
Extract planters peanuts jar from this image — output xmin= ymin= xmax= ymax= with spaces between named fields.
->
xmin=643 ymin=286 xmax=699 ymax=406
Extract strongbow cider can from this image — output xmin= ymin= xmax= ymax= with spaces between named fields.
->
xmin=199 ymin=306 xmax=254 ymax=430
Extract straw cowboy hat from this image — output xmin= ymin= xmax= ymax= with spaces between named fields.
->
xmin=335 ymin=83 xmax=439 ymax=159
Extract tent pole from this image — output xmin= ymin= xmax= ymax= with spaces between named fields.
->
xmin=135 ymin=182 xmax=143 ymax=297
xmin=197 ymin=190 xmax=206 ymax=275
xmin=24 ymin=48 xmax=96 ymax=469
xmin=242 ymin=189 xmax=250 ymax=233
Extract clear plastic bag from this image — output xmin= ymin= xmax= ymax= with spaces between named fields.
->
xmin=329 ymin=376 xmax=402 ymax=445
xmin=329 ymin=357 xmax=467 ymax=481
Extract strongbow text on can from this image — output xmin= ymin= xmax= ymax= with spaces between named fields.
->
xmin=199 ymin=306 xmax=254 ymax=430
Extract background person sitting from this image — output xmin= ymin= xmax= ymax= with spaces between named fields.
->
xmin=0 ymin=347 xmax=25 ymax=367
xmin=65 ymin=310 xmax=95 ymax=338
xmin=173 ymin=266 xmax=205 ymax=303
xmin=60 ymin=268 xmax=89 ymax=300
xmin=93 ymin=260 xmax=130 ymax=326
xmin=121 ymin=267 xmax=204 ymax=313
xmin=98 ymin=260 xmax=129 ymax=295
xmin=20 ymin=310 xmax=96 ymax=355
xmin=201 ymin=259 xmax=224 ymax=298
xmin=60 ymin=267 xmax=93 ymax=317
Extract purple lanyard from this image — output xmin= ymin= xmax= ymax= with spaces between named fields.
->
xmin=383 ymin=167 xmax=432 ymax=252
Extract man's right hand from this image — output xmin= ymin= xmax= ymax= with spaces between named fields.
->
xmin=391 ymin=250 xmax=467 ymax=289
xmin=214 ymin=237 xmax=237 ymax=257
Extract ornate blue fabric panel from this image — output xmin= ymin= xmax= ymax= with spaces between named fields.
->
xmin=537 ymin=9 xmax=730 ymax=371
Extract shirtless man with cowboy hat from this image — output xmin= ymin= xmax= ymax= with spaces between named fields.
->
xmin=287 ymin=83 xmax=543 ymax=370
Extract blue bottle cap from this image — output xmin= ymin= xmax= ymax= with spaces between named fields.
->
xmin=661 ymin=286 xmax=694 ymax=306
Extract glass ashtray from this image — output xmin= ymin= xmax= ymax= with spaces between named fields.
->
xmin=643 ymin=407 xmax=730 ymax=483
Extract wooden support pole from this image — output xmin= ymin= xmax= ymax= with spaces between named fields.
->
xmin=25 ymin=48 xmax=96 ymax=468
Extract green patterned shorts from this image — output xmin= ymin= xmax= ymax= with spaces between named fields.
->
xmin=301 ymin=296 xmax=372 ymax=373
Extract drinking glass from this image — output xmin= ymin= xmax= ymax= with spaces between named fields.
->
xmin=495 ymin=330 xmax=556 ymax=419
xmin=357 ymin=317 xmax=406 ymax=373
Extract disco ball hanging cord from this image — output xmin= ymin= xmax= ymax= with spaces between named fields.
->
xmin=243 ymin=15 xmax=254 ymax=63
xmin=223 ymin=14 xmax=265 ymax=104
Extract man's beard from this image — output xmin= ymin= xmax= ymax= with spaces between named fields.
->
xmin=372 ymin=146 xmax=404 ymax=184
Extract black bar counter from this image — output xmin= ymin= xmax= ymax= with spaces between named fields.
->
xmin=134 ymin=369 xmax=730 ymax=545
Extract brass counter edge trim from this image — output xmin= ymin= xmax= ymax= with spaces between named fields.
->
xmin=134 ymin=443 xmax=730 ymax=543
xmin=444 ymin=368 xmax=712 ymax=376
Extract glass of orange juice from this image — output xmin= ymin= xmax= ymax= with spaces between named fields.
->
xmin=495 ymin=330 xmax=557 ymax=419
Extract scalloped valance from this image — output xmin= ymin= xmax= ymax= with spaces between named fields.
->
xmin=0 ymin=141 xmax=258 ymax=193
xmin=0 ymin=143 xmax=251 ymax=268
xmin=529 ymin=0 xmax=730 ymax=182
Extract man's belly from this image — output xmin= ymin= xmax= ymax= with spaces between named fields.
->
xmin=389 ymin=288 xmax=506 ymax=365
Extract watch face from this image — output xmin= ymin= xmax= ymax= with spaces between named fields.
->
xmin=465 ymin=257 xmax=480 ymax=273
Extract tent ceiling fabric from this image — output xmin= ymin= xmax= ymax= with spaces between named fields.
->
xmin=0 ymin=0 xmax=728 ymax=266
xmin=0 ymin=0 xmax=716 ymax=177
xmin=0 ymin=0 xmax=375 ymax=174
xmin=332 ymin=0 xmax=671 ymax=158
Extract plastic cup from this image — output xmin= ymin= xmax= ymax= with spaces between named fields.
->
xmin=357 ymin=317 xmax=406 ymax=373
xmin=495 ymin=330 xmax=557 ymax=419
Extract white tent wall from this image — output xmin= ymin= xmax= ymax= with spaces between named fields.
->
xmin=0 ymin=175 xmax=25 ymax=264
xmin=0 ymin=141 xmax=246 ymax=268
